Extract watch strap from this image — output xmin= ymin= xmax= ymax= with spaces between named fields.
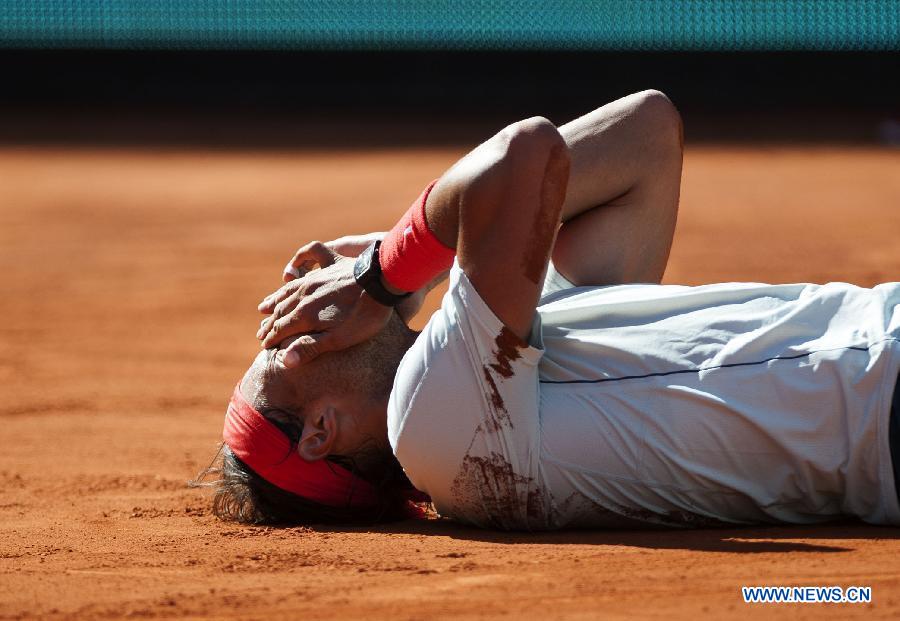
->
xmin=353 ymin=241 xmax=411 ymax=307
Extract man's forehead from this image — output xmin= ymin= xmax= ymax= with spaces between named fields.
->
xmin=240 ymin=349 xmax=284 ymax=410
xmin=241 ymin=330 xmax=316 ymax=412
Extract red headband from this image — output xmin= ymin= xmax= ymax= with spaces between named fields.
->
xmin=222 ymin=383 xmax=379 ymax=509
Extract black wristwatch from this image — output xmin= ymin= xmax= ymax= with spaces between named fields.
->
xmin=353 ymin=241 xmax=411 ymax=307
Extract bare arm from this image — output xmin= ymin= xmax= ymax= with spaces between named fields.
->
xmin=255 ymin=117 xmax=568 ymax=360
xmin=273 ymin=232 xmax=445 ymax=325
xmin=256 ymin=90 xmax=682 ymax=363
xmin=553 ymin=89 xmax=683 ymax=286
xmin=417 ymin=117 xmax=570 ymax=339
xmin=402 ymin=89 xmax=682 ymax=338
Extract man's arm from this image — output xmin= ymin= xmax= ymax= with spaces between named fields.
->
xmin=418 ymin=88 xmax=683 ymax=336
xmin=421 ymin=117 xmax=570 ymax=339
xmin=257 ymin=90 xmax=682 ymax=364
xmin=554 ymin=89 xmax=682 ymax=286
xmin=270 ymin=232 xmax=444 ymax=325
xmin=255 ymin=118 xmax=568 ymax=361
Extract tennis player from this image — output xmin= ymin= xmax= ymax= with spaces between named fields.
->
xmin=214 ymin=90 xmax=900 ymax=529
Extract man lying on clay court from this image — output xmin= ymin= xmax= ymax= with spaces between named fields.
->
xmin=211 ymin=90 xmax=900 ymax=530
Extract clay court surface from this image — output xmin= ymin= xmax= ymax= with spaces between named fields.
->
xmin=1 ymin=143 xmax=898 ymax=620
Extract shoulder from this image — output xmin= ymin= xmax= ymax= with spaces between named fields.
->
xmin=387 ymin=261 xmax=544 ymax=522
xmin=387 ymin=262 xmax=497 ymax=495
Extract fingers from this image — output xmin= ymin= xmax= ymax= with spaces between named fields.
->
xmin=283 ymin=241 xmax=337 ymax=282
xmin=258 ymin=304 xmax=307 ymax=347
xmin=257 ymin=285 xmax=300 ymax=337
xmin=258 ymin=295 xmax=276 ymax=313
xmin=279 ymin=332 xmax=338 ymax=368
xmin=259 ymin=294 xmax=336 ymax=348
xmin=259 ymin=314 xmax=309 ymax=349
xmin=282 ymin=261 xmax=307 ymax=282
xmin=258 ymin=279 xmax=304 ymax=314
xmin=325 ymin=232 xmax=387 ymax=258
xmin=258 ymin=292 xmax=279 ymax=314
xmin=258 ymin=287 xmax=290 ymax=314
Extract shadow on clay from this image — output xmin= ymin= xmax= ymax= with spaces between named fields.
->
xmin=281 ymin=519 xmax=900 ymax=554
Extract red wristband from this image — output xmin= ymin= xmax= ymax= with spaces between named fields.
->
xmin=379 ymin=180 xmax=456 ymax=292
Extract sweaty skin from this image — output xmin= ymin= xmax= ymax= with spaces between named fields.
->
xmin=242 ymin=91 xmax=685 ymax=517
xmin=524 ymin=142 xmax=570 ymax=285
xmin=257 ymin=90 xmax=682 ymax=364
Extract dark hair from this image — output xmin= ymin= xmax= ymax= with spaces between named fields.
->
xmin=206 ymin=445 xmax=418 ymax=525
xmin=195 ymin=403 xmax=423 ymax=525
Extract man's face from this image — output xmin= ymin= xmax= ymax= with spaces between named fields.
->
xmin=238 ymin=339 xmax=393 ymax=460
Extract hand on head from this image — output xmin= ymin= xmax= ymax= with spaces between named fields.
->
xmin=256 ymin=240 xmax=394 ymax=368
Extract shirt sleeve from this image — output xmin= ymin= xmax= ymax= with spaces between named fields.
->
xmin=388 ymin=259 xmax=547 ymax=529
xmin=540 ymin=259 xmax=576 ymax=299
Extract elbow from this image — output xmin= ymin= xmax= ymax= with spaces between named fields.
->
xmin=499 ymin=116 xmax=570 ymax=177
xmin=633 ymin=89 xmax=684 ymax=154
xmin=504 ymin=116 xmax=567 ymax=158
xmin=454 ymin=115 xmax=570 ymax=218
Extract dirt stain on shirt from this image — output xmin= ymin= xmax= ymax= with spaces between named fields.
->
xmin=481 ymin=367 xmax=507 ymax=430
xmin=489 ymin=326 xmax=524 ymax=378
xmin=450 ymin=451 xmax=545 ymax=529
xmin=481 ymin=327 xmax=526 ymax=431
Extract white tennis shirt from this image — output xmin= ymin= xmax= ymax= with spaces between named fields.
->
xmin=387 ymin=261 xmax=900 ymax=530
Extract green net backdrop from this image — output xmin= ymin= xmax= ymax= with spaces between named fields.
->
xmin=1 ymin=0 xmax=898 ymax=51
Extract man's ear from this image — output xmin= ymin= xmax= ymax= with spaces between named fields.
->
xmin=297 ymin=404 xmax=337 ymax=462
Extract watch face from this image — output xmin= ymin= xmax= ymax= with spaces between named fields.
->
xmin=354 ymin=242 xmax=374 ymax=282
